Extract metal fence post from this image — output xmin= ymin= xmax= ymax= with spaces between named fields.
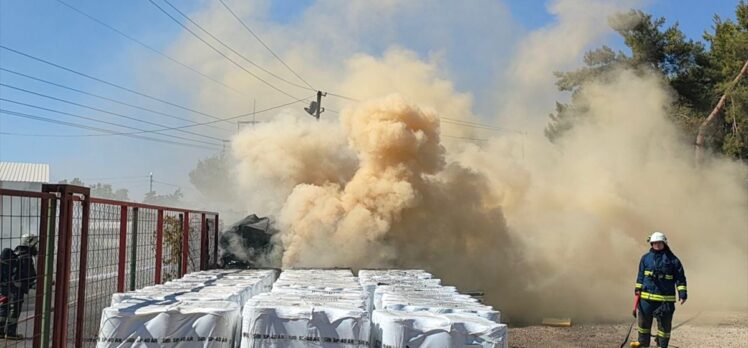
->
xmin=74 ymin=192 xmax=91 ymax=347
xmin=117 ymin=206 xmax=127 ymax=292
xmin=181 ymin=212 xmax=190 ymax=276
xmin=177 ymin=213 xmax=183 ymax=277
xmin=41 ymin=197 xmax=57 ymax=348
xmin=200 ymin=213 xmax=207 ymax=270
xmin=129 ymin=207 xmax=139 ymax=290
xmin=43 ymin=184 xmax=89 ymax=347
xmin=49 ymin=185 xmax=73 ymax=347
xmin=214 ymin=214 xmax=219 ymax=267
xmin=33 ymin=196 xmax=56 ymax=348
xmin=155 ymin=210 xmax=164 ymax=284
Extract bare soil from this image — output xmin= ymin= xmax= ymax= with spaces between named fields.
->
xmin=508 ymin=310 xmax=748 ymax=347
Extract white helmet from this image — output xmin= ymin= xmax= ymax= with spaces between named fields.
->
xmin=648 ymin=231 xmax=667 ymax=244
xmin=21 ymin=233 xmax=39 ymax=248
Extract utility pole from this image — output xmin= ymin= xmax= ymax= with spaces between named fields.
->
xmin=305 ymin=91 xmax=327 ymax=120
xmin=149 ymin=172 xmax=153 ymax=194
xmin=315 ymin=91 xmax=326 ymax=120
xmin=236 ymin=99 xmax=259 ymax=132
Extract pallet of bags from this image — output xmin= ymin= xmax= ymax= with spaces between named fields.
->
xmin=240 ymin=269 xmax=370 ymax=348
xmin=97 ymin=269 xmax=277 ymax=347
xmin=96 ymin=300 xmax=240 ymax=347
xmin=359 ymin=270 xmax=508 ymax=348
xmin=371 ymin=310 xmax=507 ymax=348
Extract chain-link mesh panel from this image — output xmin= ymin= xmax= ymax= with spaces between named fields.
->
xmin=134 ymin=209 xmax=157 ymax=289
xmin=160 ymin=211 xmax=182 ymax=283
xmin=2 ymin=188 xmax=217 ymax=347
xmin=60 ymin=200 xmax=83 ymax=347
xmin=186 ymin=214 xmax=201 ymax=274
xmin=206 ymin=215 xmax=217 ymax=268
xmin=0 ymin=192 xmax=47 ymax=348
xmin=79 ymin=203 xmax=122 ymax=345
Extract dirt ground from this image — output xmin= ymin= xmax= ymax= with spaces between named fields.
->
xmin=508 ymin=310 xmax=748 ymax=347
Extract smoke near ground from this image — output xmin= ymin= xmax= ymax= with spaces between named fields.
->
xmin=154 ymin=0 xmax=748 ymax=321
xmin=231 ymin=73 xmax=748 ymax=321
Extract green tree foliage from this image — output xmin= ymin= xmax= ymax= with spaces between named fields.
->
xmin=58 ymin=177 xmax=85 ymax=186
xmin=58 ymin=178 xmax=130 ymax=200
xmin=547 ymin=2 xmax=748 ymax=159
xmin=90 ymin=183 xmax=130 ymax=201
xmin=188 ymin=153 xmax=237 ymax=202
xmin=705 ymin=4 xmax=748 ymax=158
xmin=143 ymin=188 xmax=184 ymax=207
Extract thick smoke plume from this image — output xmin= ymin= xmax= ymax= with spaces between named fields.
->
xmin=231 ymin=71 xmax=748 ymax=321
xmin=154 ymin=0 xmax=748 ymax=321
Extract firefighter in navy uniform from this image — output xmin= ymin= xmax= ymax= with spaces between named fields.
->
xmin=632 ymin=232 xmax=687 ymax=348
xmin=0 ymin=234 xmax=38 ymax=340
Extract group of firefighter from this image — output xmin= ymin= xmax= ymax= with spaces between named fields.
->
xmin=0 ymin=231 xmax=686 ymax=346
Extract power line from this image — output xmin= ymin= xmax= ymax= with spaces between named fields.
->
xmin=91 ymin=178 xmax=150 ymax=184
xmin=0 ymin=98 xmax=223 ymax=147
xmin=0 ymin=67 xmax=228 ymax=133
xmin=217 ymin=0 xmax=315 ymax=90
xmin=0 ymin=82 xmax=227 ymax=143
xmin=153 ymin=179 xmax=181 ymax=188
xmin=0 ymin=94 xmax=313 ymax=138
xmin=148 ymin=0 xmax=305 ymax=100
xmin=0 ymin=109 xmax=220 ymax=151
xmin=80 ymin=175 xmax=149 ymax=181
xmin=442 ymin=134 xmax=489 ymax=142
xmin=326 ymin=92 xmax=360 ymax=102
xmin=0 ymin=45 xmax=235 ymax=128
xmin=317 ymin=92 xmax=515 ymax=133
xmin=0 ymin=131 xmax=99 ymax=137
xmin=440 ymin=119 xmax=505 ymax=132
xmin=113 ymin=94 xmax=314 ymax=134
xmin=54 ymin=0 xmax=252 ymax=99
xmin=160 ymin=0 xmax=313 ymax=92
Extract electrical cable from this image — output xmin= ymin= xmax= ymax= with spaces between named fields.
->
xmin=0 ymin=82 xmax=227 ymax=143
xmin=0 ymin=108 xmax=221 ymax=150
xmin=54 ymin=0 xmax=252 ymax=99
xmin=0 ymin=45 xmax=235 ymax=128
xmin=0 ymin=67 xmax=229 ymax=132
xmin=0 ymin=97 xmax=223 ymax=147
xmin=148 ymin=0 xmax=306 ymax=99
xmin=217 ymin=0 xmax=315 ymax=90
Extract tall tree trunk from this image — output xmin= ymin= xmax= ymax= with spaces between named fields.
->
xmin=695 ymin=59 xmax=748 ymax=162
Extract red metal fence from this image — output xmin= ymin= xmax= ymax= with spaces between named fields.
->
xmin=0 ymin=184 xmax=219 ymax=347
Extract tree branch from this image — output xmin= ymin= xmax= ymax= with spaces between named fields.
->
xmin=695 ymin=58 xmax=748 ymax=162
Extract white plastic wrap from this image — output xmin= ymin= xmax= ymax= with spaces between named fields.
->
xmin=359 ymin=270 xmax=507 ymax=347
xmin=96 ymin=300 xmax=240 ymax=348
xmin=99 ymin=269 xmax=277 ymax=347
xmin=371 ymin=310 xmax=507 ymax=348
xmin=241 ymin=304 xmax=370 ymax=348
xmin=241 ymin=269 xmax=370 ymax=348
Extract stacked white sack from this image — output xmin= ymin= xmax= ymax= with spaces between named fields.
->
xmin=97 ymin=269 xmax=277 ymax=347
xmin=96 ymin=300 xmax=239 ymax=347
xmin=359 ymin=270 xmax=507 ymax=348
xmin=372 ymin=310 xmax=507 ymax=348
xmin=112 ymin=269 xmax=276 ymax=308
xmin=241 ymin=269 xmax=370 ymax=348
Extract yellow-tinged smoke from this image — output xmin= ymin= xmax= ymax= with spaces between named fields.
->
xmin=278 ymin=95 xmax=445 ymax=267
xmin=231 ymin=70 xmax=748 ymax=321
xmin=154 ymin=0 xmax=747 ymax=321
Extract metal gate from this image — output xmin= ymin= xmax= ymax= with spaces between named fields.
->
xmin=0 ymin=184 xmax=219 ymax=347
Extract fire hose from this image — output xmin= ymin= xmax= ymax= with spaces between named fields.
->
xmin=620 ymin=293 xmax=640 ymax=348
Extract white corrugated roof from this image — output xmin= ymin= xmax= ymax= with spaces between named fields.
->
xmin=0 ymin=162 xmax=50 ymax=183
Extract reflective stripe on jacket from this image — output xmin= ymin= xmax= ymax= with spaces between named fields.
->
xmin=635 ymin=248 xmax=687 ymax=302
